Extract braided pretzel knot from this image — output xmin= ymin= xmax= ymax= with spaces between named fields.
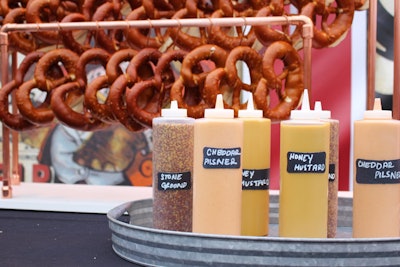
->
xmin=254 ymin=41 xmax=304 ymax=120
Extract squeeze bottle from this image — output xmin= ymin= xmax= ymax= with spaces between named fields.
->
xmin=353 ymin=98 xmax=400 ymax=238
xmin=279 ymin=89 xmax=330 ymax=238
xmin=152 ymin=101 xmax=195 ymax=232
xmin=314 ymin=101 xmax=340 ymax=238
xmin=192 ymin=94 xmax=243 ymax=235
xmin=238 ymin=95 xmax=271 ymax=236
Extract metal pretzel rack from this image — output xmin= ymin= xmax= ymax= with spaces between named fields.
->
xmin=0 ymin=15 xmax=314 ymax=199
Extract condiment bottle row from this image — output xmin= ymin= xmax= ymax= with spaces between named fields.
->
xmin=152 ymin=90 xmax=400 ymax=239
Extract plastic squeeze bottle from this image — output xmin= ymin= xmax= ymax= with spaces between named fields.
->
xmin=314 ymin=101 xmax=340 ymax=238
xmin=192 ymin=94 xmax=243 ymax=235
xmin=152 ymin=101 xmax=195 ymax=232
xmin=353 ymin=98 xmax=400 ymax=238
xmin=238 ymin=95 xmax=271 ymax=236
xmin=279 ymin=89 xmax=330 ymax=238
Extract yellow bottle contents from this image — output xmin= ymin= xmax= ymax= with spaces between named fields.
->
xmin=279 ymin=121 xmax=330 ymax=238
xmin=239 ymin=118 xmax=271 ymax=236
xmin=353 ymin=99 xmax=400 ymax=238
xmin=192 ymin=94 xmax=243 ymax=236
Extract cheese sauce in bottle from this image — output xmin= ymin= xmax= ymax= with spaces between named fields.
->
xmin=238 ymin=95 xmax=271 ymax=236
xmin=152 ymin=101 xmax=195 ymax=232
xmin=314 ymin=101 xmax=340 ymax=238
xmin=279 ymin=90 xmax=330 ymax=238
xmin=353 ymin=98 xmax=400 ymax=238
xmin=192 ymin=94 xmax=243 ymax=235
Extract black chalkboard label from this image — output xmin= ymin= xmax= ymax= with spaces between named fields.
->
xmin=242 ymin=169 xmax=270 ymax=190
xmin=329 ymin=164 xmax=336 ymax=182
xmin=287 ymin=151 xmax=326 ymax=173
xmin=356 ymin=159 xmax=400 ymax=184
xmin=203 ymin=147 xmax=241 ymax=169
xmin=157 ymin=172 xmax=192 ymax=191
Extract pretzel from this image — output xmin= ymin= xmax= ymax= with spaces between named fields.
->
xmin=153 ymin=49 xmax=186 ymax=95
xmin=170 ymin=77 xmax=207 ymax=118
xmin=224 ymin=45 xmax=263 ymax=92
xmin=84 ymin=75 xmax=116 ymax=123
xmin=74 ymin=47 xmax=111 ymax=87
xmin=14 ymin=50 xmax=45 ymax=85
xmin=124 ymin=6 xmax=167 ymax=50
xmin=25 ymin=0 xmax=63 ymax=45
xmin=34 ymin=48 xmax=80 ymax=91
xmin=108 ymin=74 xmax=145 ymax=131
xmin=180 ymin=44 xmax=228 ymax=88
xmin=202 ymin=67 xmax=243 ymax=116
xmin=105 ymin=48 xmax=138 ymax=83
xmin=254 ymin=41 xmax=304 ymax=120
xmin=253 ymin=2 xmax=291 ymax=47
xmin=91 ymin=2 xmax=126 ymax=53
xmin=293 ymin=0 xmax=355 ymax=49
xmin=168 ymin=8 xmax=208 ymax=51
xmin=15 ymin=79 xmax=55 ymax=126
xmin=208 ymin=9 xmax=256 ymax=50
xmin=0 ymin=80 xmax=37 ymax=131
xmin=126 ymin=79 xmax=163 ymax=127
xmin=50 ymin=81 xmax=107 ymax=131
xmin=3 ymin=7 xmax=38 ymax=55
xmin=60 ymin=12 xmax=92 ymax=55
xmin=126 ymin=47 xmax=161 ymax=82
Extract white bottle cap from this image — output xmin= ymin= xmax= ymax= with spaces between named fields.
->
xmin=161 ymin=100 xmax=187 ymax=117
xmin=204 ymin=94 xmax=234 ymax=118
xmin=238 ymin=94 xmax=263 ymax=118
xmin=289 ymin=89 xmax=319 ymax=120
xmin=314 ymin=101 xmax=331 ymax=119
xmin=363 ymin=98 xmax=392 ymax=119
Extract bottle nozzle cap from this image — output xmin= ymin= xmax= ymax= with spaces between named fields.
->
xmin=238 ymin=94 xmax=263 ymax=118
xmin=314 ymin=101 xmax=331 ymax=119
xmin=364 ymin=98 xmax=392 ymax=119
xmin=161 ymin=100 xmax=187 ymax=117
xmin=290 ymin=89 xmax=319 ymax=120
xmin=204 ymin=94 xmax=234 ymax=118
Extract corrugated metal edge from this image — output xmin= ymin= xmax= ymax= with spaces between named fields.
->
xmin=107 ymin=199 xmax=400 ymax=267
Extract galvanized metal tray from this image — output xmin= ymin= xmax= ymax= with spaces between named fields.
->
xmin=107 ymin=195 xmax=400 ymax=266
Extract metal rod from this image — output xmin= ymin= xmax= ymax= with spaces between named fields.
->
xmin=393 ymin=0 xmax=400 ymax=119
xmin=367 ymin=0 xmax=377 ymax=110
xmin=11 ymin=52 xmax=20 ymax=185
xmin=0 ymin=16 xmax=313 ymax=33
xmin=1 ymin=32 xmax=11 ymax=198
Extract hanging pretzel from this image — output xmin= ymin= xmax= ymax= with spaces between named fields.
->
xmin=107 ymin=74 xmax=145 ymax=131
xmin=180 ymin=44 xmax=228 ymax=88
xmin=14 ymin=50 xmax=45 ymax=85
xmin=25 ymin=0 xmax=63 ymax=45
xmin=126 ymin=79 xmax=164 ymax=127
xmin=253 ymin=0 xmax=291 ymax=47
xmin=224 ymin=45 xmax=263 ymax=92
xmin=292 ymin=0 xmax=355 ymax=49
xmin=125 ymin=47 xmax=161 ymax=82
xmin=74 ymin=47 xmax=111 ymax=87
xmin=207 ymin=8 xmax=256 ymax=50
xmin=104 ymin=48 xmax=138 ymax=83
xmin=15 ymin=79 xmax=55 ymax=126
xmin=3 ymin=7 xmax=39 ymax=54
xmin=91 ymin=1 xmax=126 ymax=53
xmin=84 ymin=75 xmax=116 ymax=123
xmin=50 ymin=81 xmax=107 ymax=131
xmin=254 ymin=41 xmax=304 ymax=120
xmin=0 ymin=80 xmax=37 ymax=131
xmin=60 ymin=12 xmax=92 ymax=55
xmin=168 ymin=7 xmax=208 ymax=51
xmin=34 ymin=48 xmax=80 ymax=91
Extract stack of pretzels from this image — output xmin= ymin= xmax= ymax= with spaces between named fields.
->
xmin=0 ymin=0 xmax=367 ymax=132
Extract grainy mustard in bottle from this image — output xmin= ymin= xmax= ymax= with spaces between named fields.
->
xmin=152 ymin=101 xmax=194 ymax=232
